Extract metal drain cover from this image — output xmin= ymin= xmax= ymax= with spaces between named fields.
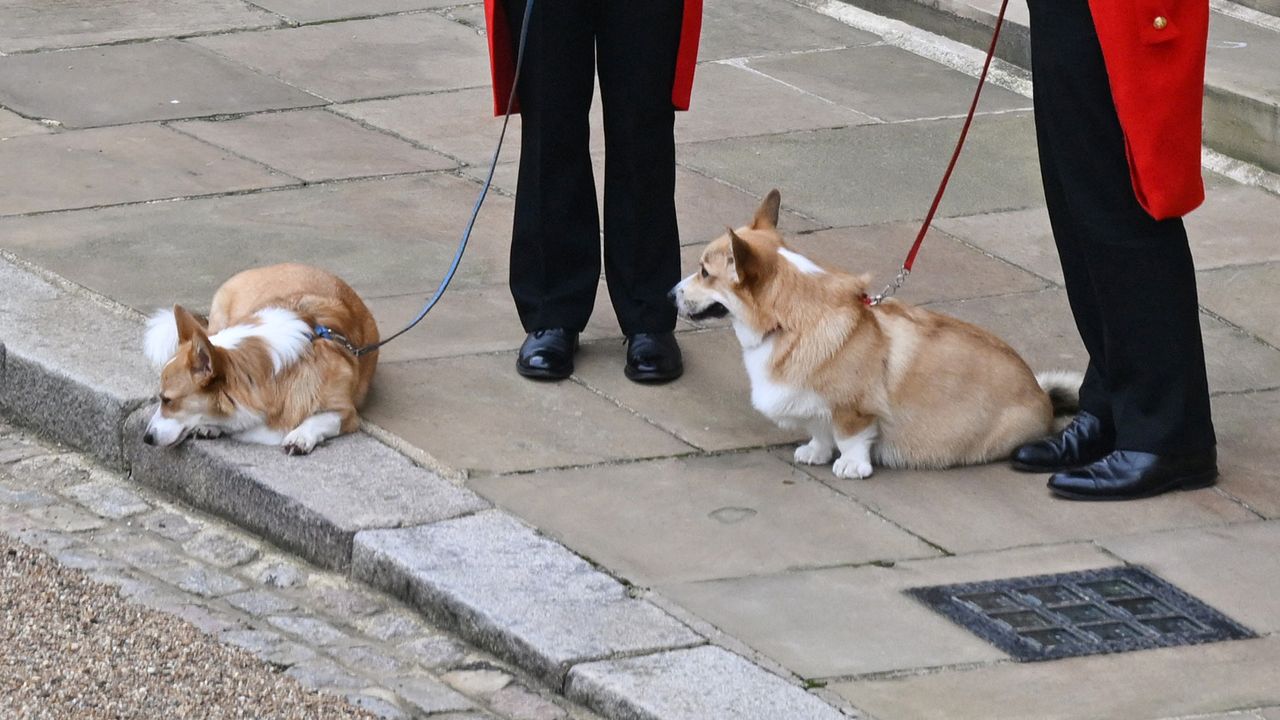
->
xmin=907 ymin=566 xmax=1254 ymax=661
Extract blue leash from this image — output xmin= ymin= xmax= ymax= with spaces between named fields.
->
xmin=346 ymin=0 xmax=535 ymax=358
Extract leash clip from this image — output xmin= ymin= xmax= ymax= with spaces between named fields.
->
xmin=314 ymin=324 xmax=364 ymax=357
xmin=867 ymin=267 xmax=910 ymax=306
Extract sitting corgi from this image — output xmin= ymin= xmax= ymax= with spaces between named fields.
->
xmin=672 ymin=190 xmax=1078 ymax=479
xmin=142 ymin=263 xmax=378 ymax=455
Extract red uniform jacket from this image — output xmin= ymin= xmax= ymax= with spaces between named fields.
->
xmin=1088 ymin=0 xmax=1209 ymax=219
xmin=484 ymin=0 xmax=702 ymax=116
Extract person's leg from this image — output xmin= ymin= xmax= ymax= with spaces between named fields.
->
xmin=595 ymin=0 xmax=683 ymax=336
xmin=1033 ymin=103 xmax=1112 ymax=428
xmin=505 ymin=0 xmax=601 ymax=333
xmin=1030 ymin=0 xmax=1214 ymax=455
xmin=1012 ymin=0 xmax=1119 ymax=472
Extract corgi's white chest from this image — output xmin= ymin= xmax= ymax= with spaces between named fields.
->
xmin=741 ymin=338 xmax=829 ymax=427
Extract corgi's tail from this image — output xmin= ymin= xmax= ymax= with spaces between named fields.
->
xmin=143 ymin=308 xmax=179 ymax=369
xmin=1036 ymin=370 xmax=1083 ymax=416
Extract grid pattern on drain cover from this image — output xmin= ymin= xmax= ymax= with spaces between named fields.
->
xmin=907 ymin=566 xmax=1254 ymax=661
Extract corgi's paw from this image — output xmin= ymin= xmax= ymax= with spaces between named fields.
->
xmin=191 ymin=426 xmax=225 ymax=440
xmin=282 ymin=428 xmax=321 ymax=456
xmin=794 ymin=441 xmax=834 ymax=465
xmin=832 ymin=456 xmax=874 ymax=479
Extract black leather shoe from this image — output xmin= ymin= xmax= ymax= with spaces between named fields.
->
xmin=1011 ymin=410 xmax=1114 ymax=473
xmin=516 ymin=329 xmax=578 ymax=380
xmin=1048 ymin=449 xmax=1218 ymax=501
xmin=625 ymin=332 xmax=683 ymax=384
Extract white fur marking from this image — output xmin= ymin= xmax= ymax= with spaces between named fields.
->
xmin=779 ymin=248 xmax=824 ymax=275
xmin=742 ymin=337 xmax=830 ymax=427
xmin=834 ymin=422 xmax=879 ymax=479
xmin=144 ymin=408 xmax=187 ymax=447
xmin=143 ymin=309 xmax=181 ymax=369
xmin=209 ymin=307 xmax=313 ymax=374
xmin=234 ymin=425 xmax=288 ymax=446
xmin=794 ymin=419 xmax=836 ymax=465
xmin=282 ymin=411 xmax=343 ymax=455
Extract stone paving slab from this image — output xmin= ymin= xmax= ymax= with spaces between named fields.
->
xmin=0 ymin=174 xmax=513 ymax=309
xmin=672 ymin=168 xmax=826 ymax=243
xmin=788 ymin=453 xmax=1259 ymax=554
xmin=571 ymin=330 xmax=799 ymax=452
xmin=663 ymin=543 xmax=1119 ymax=678
xmin=462 ymin=158 xmax=826 ymax=249
xmin=124 ymin=412 xmax=489 ymax=570
xmin=335 ymin=88 xmax=535 ymax=168
xmin=674 ymin=62 xmax=876 ymax=144
xmin=352 ymin=512 xmax=704 ymax=685
xmin=932 ymin=289 xmax=1280 ymax=396
xmin=1212 ymin=389 xmax=1280 ymax=518
xmin=365 ymin=281 xmax=622 ymax=363
xmin=700 ymin=0 xmax=879 ymax=61
xmin=748 ymin=44 xmax=1030 ymax=122
xmin=192 ymin=14 xmax=490 ymax=103
xmin=1199 ymin=262 xmax=1280 ymax=349
xmin=566 ymin=645 xmax=846 ymax=720
xmin=680 ymin=112 xmax=1044 ymax=227
xmin=248 ymin=0 xmax=459 ymax=24
xmin=0 ymin=108 xmax=50 ymax=139
xmin=937 ymin=184 xmax=1280 ymax=285
xmin=1100 ymin=521 xmax=1280 ymax=635
xmin=0 ymin=0 xmax=279 ymax=53
xmin=0 ymin=40 xmax=323 ymax=129
xmin=0 ymin=255 xmax=153 ymax=467
xmin=173 ymin=109 xmax=457 ymax=182
xmin=365 ymin=354 xmax=694 ymax=474
xmin=0 ymin=124 xmax=295 ymax=216
xmin=471 ymin=450 xmax=937 ymax=586
xmin=833 ymin=637 xmax=1280 ymax=720
xmin=784 ymin=222 xmax=1050 ymax=305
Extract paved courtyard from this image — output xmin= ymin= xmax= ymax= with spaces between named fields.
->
xmin=2 ymin=0 xmax=1279 ymax=718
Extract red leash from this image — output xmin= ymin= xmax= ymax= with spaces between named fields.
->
xmin=867 ymin=0 xmax=1011 ymax=305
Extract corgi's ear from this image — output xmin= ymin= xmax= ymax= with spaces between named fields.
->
xmin=173 ymin=305 xmax=203 ymax=343
xmin=729 ymin=228 xmax=759 ymax=284
xmin=750 ymin=189 xmax=781 ymax=230
xmin=188 ymin=331 xmax=222 ymax=387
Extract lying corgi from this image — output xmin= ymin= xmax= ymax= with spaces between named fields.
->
xmin=673 ymin=190 xmax=1079 ymax=479
xmin=141 ymin=263 xmax=379 ymax=455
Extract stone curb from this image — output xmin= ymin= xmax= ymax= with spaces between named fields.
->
xmin=352 ymin=511 xmax=705 ymax=686
xmin=829 ymin=0 xmax=1280 ymax=174
xmin=566 ymin=645 xmax=849 ymax=720
xmin=0 ymin=252 xmax=154 ymax=468
xmin=0 ymin=253 xmax=849 ymax=719
xmin=124 ymin=409 xmax=490 ymax=570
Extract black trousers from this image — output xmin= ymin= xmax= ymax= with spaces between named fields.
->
xmin=1028 ymin=0 xmax=1215 ymax=453
xmin=502 ymin=0 xmax=683 ymax=335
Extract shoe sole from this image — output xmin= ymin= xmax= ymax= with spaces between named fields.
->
xmin=1049 ymin=470 xmax=1218 ymax=501
xmin=624 ymin=367 xmax=683 ymax=384
xmin=516 ymin=364 xmax=573 ymax=381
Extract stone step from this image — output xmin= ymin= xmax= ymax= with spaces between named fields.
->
xmin=835 ymin=0 xmax=1280 ymax=175
xmin=1237 ymin=0 xmax=1280 ymax=15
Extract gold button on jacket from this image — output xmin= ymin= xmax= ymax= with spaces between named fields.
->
xmin=1153 ymin=16 xmax=1169 ymax=30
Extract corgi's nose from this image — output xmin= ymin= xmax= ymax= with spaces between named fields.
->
xmin=666 ymin=288 xmax=677 ymax=303
xmin=143 ymin=431 xmax=155 ymax=446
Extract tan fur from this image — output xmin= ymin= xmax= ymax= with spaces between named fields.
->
xmin=156 ymin=264 xmax=377 ymax=448
xmin=676 ymin=191 xmax=1062 ymax=472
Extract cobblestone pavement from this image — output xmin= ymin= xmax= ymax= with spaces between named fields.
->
xmin=0 ymin=420 xmax=602 ymax=720
xmin=1 ymin=536 xmax=377 ymax=720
